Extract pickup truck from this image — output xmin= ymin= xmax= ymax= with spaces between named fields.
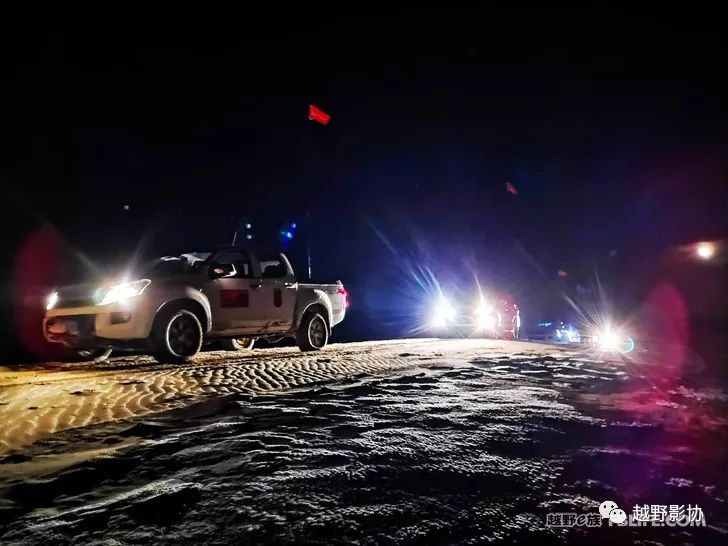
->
xmin=43 ymin=248 xmax=348 ymax=363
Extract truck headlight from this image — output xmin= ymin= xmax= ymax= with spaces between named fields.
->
xmin=595 ymin=329 xmax=620 ymax=350
xmin=432 ymin=297 xmax=455 ymax=328
xmin=97 ymin=279 xmax=151 ymax=305
xmin=46 ymin=291 xmax=59 ymax=311
xmin=474 ymin=300 xmax=490 ymax=317
xmin=474 ymin=299 xmax=495 ymax=330
xmin=477 ymin=313 xmax=496 ymax=330
xmin=593 ymin=325 xmax=634 ymax=353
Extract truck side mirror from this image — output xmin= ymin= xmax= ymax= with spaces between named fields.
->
xmin=209 ymin=263 xmax=236 ymax=278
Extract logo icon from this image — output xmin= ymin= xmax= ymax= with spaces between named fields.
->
xmin=599 ymin=500 xmax=618 ymax=519
xmin=599 ymin=500 xmax=627 ymax=524
xmin=609 ymin=508 xmax=627 ymax=524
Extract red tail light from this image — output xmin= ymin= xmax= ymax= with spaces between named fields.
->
xmin=338 ymin=287 xmax=349 ymax=307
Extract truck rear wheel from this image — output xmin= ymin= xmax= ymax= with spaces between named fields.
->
xmin=152 ymin=308 xmax=203 ymax=363
xmin=296 ymin=312 xmax=328 ymax=352
xmin=219 ymin=337 xmax=255 ymax=351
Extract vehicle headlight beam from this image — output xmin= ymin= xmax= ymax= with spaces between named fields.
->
xmin=97 ymin=279 xmax=151 ymax=306
xmin=46 ymin=291 xmax=59 ymax=311
xmin=431 ymin=296 xmax=456 ymax=328
xmin=592 ymin=323 xmax=634 ymax=354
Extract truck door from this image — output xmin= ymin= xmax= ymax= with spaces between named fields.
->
xmin=205 ymin=250 xmax=264 ymax=333
xmin=254 ymin=252 xmax=297 ymax=332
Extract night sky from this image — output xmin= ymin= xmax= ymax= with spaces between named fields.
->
xmin=2 ymin=10 xmax=727 ymax=353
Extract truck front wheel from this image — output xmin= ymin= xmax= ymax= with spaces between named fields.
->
xmin=296 ymin=312 xmax=328 ymax=352
xmin=152 ymin=308 xmax=203 ymax=363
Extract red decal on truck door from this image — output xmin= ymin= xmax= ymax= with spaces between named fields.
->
xmin=221 ymin=290 xmax=249 ymax=308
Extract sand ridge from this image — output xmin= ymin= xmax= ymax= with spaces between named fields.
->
xmin=0 ymin=339 xmax=567 ymax=454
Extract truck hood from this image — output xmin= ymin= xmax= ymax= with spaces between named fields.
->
xmin=53 ymin=282 xmax=103 ymax=308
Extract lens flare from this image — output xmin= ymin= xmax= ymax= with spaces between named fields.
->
xmin=593 ymin=325 xmax=634 ymax=353
xmin=474 ymin=299 xmax=496 ymax=331
xmin=598 ymin=329 xmax=620 ymax=350
xmin=432 ymin=297 xmax=455 ymax=328
xmin=476 ymin=313 xmax=496 ymax=331
xmin=696 ymin=242 xmax=715 ymax=260
xmin=474 ymin=300 xmax=490 ymax=317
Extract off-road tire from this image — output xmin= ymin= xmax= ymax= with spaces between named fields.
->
xmin=296 ymin=312 xmax=328 ymax=352
xmin=152 ymin=308 xmax=203 ymax=363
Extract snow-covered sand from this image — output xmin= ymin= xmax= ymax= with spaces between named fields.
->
xmin=1 ymin=339 xmax=726 ymax=544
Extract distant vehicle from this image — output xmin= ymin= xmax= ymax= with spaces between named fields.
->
xmin=430 ymin=291 xmax=520 ymax=340
xmin=44 ymin=248 xmax=348 ymax=363
xmin=524 ymin=319 xmax=581 ymax=344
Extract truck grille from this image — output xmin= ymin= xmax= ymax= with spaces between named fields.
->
xmin=57 ymin=296 xmax=97 ymax=308
xmin=55 ymin=283 xmax=98 ymax=308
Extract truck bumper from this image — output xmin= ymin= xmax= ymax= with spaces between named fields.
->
xmin=44 ymin=299 xmax=156 ymax=350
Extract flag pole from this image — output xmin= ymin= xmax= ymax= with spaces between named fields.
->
xmin=306 ymin=210 xmax=312 ymax=280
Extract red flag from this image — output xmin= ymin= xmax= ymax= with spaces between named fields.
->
xmin=308 ymin=104 xmax=330 ymax=126
xmin=505 ymin=182 xmax=518 ymax=196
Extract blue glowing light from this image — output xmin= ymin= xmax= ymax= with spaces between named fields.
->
xmin=291 ymin=223 xmax=297 ymax=229
xmin=285 ymin=231 xmax=293 ymax=239
xmin=567 ymin=328 xmax=580 ymax=343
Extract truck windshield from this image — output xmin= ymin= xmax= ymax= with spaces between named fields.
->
xmin=144 ymin=252 xmax=212 ymax=278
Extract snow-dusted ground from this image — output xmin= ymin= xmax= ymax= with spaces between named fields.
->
xmin=1 ymin=339 xmax=726 ymax=544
